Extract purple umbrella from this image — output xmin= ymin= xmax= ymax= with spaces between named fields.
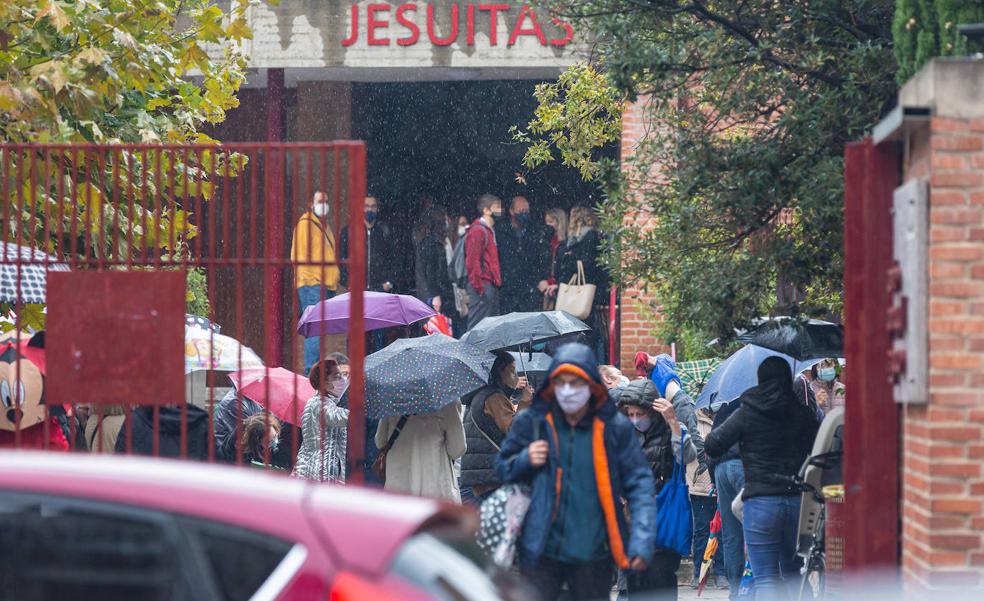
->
xmin=296 ymin=291 xmax=436 ymax=337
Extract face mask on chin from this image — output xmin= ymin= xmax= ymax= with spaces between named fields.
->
xmin=554 ymin=383 xmax=591 ymax=415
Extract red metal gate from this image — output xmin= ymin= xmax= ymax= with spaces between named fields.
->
xmin=0 ymin=142 xmax=368 ymax=480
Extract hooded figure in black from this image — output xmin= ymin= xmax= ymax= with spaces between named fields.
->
xmin=617 ymin=379 xmax=697 ymax=599
xmin=705 ymin=357 xmax=820 ymax=601
xmin=115 ymin=404 xmax=216 ymax=460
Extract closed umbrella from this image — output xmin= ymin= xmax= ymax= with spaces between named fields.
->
xmin=296 ymin=291 xmax=435 ymax=337
xmin=697 ymin=510 xmax=722 ymax=595
xmin=738 ymin=317 xmax=843 ymax=361
xmin=341 ymin=334 xmax=496 ymax=420
xmin=0 ymin=242 xmax=69 ymax=304
xmin=229 ymin=367 xmax=315 ymax=427
xmin=460 ymin=311 xmax=590 ymax=351
xmin=695 ymin=344 xmax=823 ymax=409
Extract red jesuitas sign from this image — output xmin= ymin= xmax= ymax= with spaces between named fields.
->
xmin=341 ymin=3 xmax=575 ymax=47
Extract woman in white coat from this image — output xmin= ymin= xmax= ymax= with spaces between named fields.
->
xmin=374 ymin=400 xmax=466 ymax=503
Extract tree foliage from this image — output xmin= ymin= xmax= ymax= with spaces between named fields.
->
xmin=517 ymin=1 xmax=898 ymax=345
xmin=0 ymin=0 xmax=255 ymax=326
xmin=893 ymin=0 xmax=984 ymax=83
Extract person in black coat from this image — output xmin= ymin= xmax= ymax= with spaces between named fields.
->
xmin=495 ymin=196 xmax=551 ymax=314
xmin=339 ymin=195 xmax=397 ymax=293
xmin=115 ymin=404 xmax=216 ymax=460
xmin=555 ymin=205 xmax=611 ymax=360
xmin=704 ymin=357 xmax=820 ymax=601
xmin=616 ymin=379 xmax=697 ymax=599
xmin=460 ymin=352 xmax=532 ymax=503
xmin=413 ymin=206 xmax=453 ymax=309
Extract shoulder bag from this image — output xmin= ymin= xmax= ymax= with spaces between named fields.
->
xmin=555 ymin=260 xmax=596 ymax=320
xmin=371 ymin=415 xmax=409 ymax=480
xmin=654 ymin=426 xmax=694 ymax=556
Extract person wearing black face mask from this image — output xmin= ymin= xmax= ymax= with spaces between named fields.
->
xmin=339 ymin=195 xmax=397 ymax=294
xmin=495 ymin=196 xmax=552 ymax=314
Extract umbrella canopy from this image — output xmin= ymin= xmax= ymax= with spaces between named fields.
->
xmin=0 ymin=242 xmax=69 ymax=304
xmin=738 ymin=317 xmax=843 ymax=361
xmin=296 ymin=291 xmax=435 ymax=337
xmin=186 ymin=314 xmax=220 ymax=333
xmin=508 ymin=352 xmax=553 ymax=378
xmin=342 ymin=333 xmax=496 ymax=420
xmin=229 ymin=367 xmax=315 ymax=427
xmin=460 ymin=311 xmax=590 ymax=351
xmin=184 ymin=325 xmax=263 ymax=374
xmin=677 ymin=358 xmax=722 ymax=399
xmin=696 ymin=344 xmax=823 ymax=409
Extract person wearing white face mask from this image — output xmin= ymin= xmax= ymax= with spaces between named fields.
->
xmin=616 ymin=379 xmax=697 ymax=599
xmin=495 ymin=343 xmax=657 ymax=601
xmin=291 ymin=191 xmax=341 ymax=373
xmin=293 ymin=359 xmax=349 ymax=484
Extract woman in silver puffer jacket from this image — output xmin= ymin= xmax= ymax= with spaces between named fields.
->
xmin=292 ymin=358 xmax=349 ymax=483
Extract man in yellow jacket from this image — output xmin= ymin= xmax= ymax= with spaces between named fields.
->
xmin=291 ymin=191 xmax=340 ymax=372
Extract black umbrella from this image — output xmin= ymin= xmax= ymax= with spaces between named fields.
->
xmin=460 ymin=311 xmax=591 ymax=352
xmin=341 ymin=334 xmax=496 ymax=419
xmin=737 ymin=318 xmax=843 ymax=361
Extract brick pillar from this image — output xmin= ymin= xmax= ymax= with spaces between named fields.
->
xmin=896 ymin=61 xmax=984 ymax=596
xmin=618 ymin=97 xmax=669 ymax=368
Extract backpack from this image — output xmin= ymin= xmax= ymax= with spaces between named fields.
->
xmin=448 ymin=235 xmax=468 ymax=288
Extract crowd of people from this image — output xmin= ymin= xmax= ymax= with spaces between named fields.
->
xmin=290 ymin=190 xmax=613 ymax=370
xmin=42 ymin=189 xmax=844 ymax=601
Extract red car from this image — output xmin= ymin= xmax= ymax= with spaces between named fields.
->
xmin=0 ymin=451 xmax=522 ymax=601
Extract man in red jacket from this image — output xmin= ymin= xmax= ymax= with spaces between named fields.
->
xmin=465 ymin=194 xmax=503 ymax=330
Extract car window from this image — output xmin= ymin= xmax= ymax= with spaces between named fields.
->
xmin=0 ymin=493 xmax=187 ymax=601
xmin=180 ymin=518 xmax=294 ymax=601
xmin=390 ymin=532 xmax=505 ymax=601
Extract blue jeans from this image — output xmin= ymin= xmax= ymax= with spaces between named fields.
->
xmin=298 ymin=285 xmax=335 ymax=373
xmin=743 ymin=495 xmax=801 ymax=601
xmin=714 ymin=460 xmax=746 ymax=600
xmin=691 ymin=494 xmax=724 ymax=584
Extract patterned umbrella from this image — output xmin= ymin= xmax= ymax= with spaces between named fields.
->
xmin=296 ymin=291 xmax=435 ymax=337
xmin=677 ymin=358 xmax=722 ymax=399
xmin=0 ymin=242 xmax=69 ymax=304
xmin=184 ymin=325 xmax=263 ymax=374
xmin=697 ymin=510 xmax=722 ymax=595
xmin=342 ymin=333 xmax=496 ymax=420
xmin=186 ymin=314 xmax=220 ymax=333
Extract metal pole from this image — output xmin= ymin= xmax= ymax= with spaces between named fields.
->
xmin=264 ymin=69 xmax=286 ymax=366
xmin=347 ymin=142 xmax=368 ymax=484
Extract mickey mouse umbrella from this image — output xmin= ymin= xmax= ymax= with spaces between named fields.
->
xmin=341 ymin=334 xmax=496 ymax=420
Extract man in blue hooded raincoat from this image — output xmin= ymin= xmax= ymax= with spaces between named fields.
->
xmin=495 ymin=343 xmax=657 ymax=600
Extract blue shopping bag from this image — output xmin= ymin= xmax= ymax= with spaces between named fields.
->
xmin=654 ymin=427 xmax=693 ymax=556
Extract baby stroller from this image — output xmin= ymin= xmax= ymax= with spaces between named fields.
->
xmin=792 ymin=407 xmax=845 ymax=601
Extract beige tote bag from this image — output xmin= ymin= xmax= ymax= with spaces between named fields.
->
xmin=556 ymin=260 xmax=596 ymax=320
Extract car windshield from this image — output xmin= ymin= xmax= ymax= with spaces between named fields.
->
xmin=390 ymin=531 xmax=520 ymax=601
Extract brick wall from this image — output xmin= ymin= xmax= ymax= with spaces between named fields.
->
xmin=900 ymin=114 xmax=984 ymax=594
xmin=617 ymin=97 xmax=669 ymax=367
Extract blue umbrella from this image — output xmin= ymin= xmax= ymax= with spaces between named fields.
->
xmin=696 ymin=345 xmax=824 ymax=409
xmin=343 ymin=334 xmax=496 ymax=420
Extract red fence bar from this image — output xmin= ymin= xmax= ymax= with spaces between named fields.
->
xmin=0 ymin=142 xmax=366 ymax=473
xmin=842 ymin=138 xmax=901 ymax=571
xmin=346 ymin=143 xmax=368 ymax=485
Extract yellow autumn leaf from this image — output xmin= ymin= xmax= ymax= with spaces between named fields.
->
xmin=76 ymin=47 xmax=108 ymax=65
xmin=226 ymin=18 xmax=252 ymax=40
xmin=36 ymin=3 xmax=71 ymax=32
